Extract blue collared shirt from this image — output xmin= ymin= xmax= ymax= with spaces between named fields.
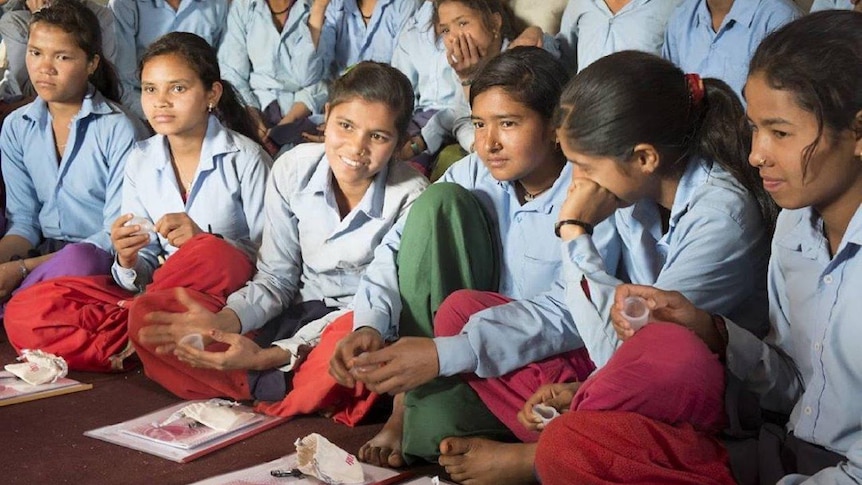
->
xmin=299 ymin=0 xmax=421 ymax=114
xmin=0 ymin=86 xmax=146 ymax=251
xmin=352 ymin=155 xmax=619 ymax=378
xmin=390 ymin=1 xmax=461 ymax=153
xmin=663 ymin=0 xmax=800 ymax=101
xmin=227 ymin=143 xmax=428 ymax=333
xmin=318 ymin=0 xmax=421 ymax=75
xmin=558 ymin=0 xmax=683 ymax=73
xmin=0 ymin=1 xmax=118 ymax=100
xmin=217 ymin=0 xmax=325 ymax=114
xmin=564 ymin=158 xmax=770 ymax=368
xmin=111 ymin=115 xmax=270 ymax=291
xmin=109 ymin=0 xmax=230 ymax=118
xmin=809 ymin=0 xmax=855 ymax=11
xmin=727 ymin=204 xmax=862 ymax=485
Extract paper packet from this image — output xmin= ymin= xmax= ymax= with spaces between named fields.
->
xmin=4 ymin=349 xmax=68 ymax=385
xmin=295 ymin=433 xmax=364 ymax=484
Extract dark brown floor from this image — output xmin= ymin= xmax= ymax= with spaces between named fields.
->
xmin=0 ymin=327 xmax=443 ymax=485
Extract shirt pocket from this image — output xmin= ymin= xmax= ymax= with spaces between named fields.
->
xmin=519 ymin=251 xmax=561 ymax=298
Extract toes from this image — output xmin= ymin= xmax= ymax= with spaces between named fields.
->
xmin=440 ymin=436 xmax=472 ymax=456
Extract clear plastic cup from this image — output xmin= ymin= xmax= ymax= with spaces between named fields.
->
xmin=532 ymin=403 xmax=560 ymax=425
xmin=124 ymin=216 xmax=157 ymax=243
xmin=179 ymin=333 xmax=204 ymax=350
xmin=622 ymin=296 xmax=650 ymax=332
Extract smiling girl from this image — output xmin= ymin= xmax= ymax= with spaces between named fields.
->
xmin=126 ymin=61 xmax=427 ymax=401
xmin=0 ymin=2 xmax=143 ymax=309
xmin=4 ymin=31 xmax=269 ymax=372
xmin=327 ymin=47 xmax=603 ymax=472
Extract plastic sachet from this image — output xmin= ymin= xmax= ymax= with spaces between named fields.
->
xmin=159 ymin=399 xmax=256 ymax=432
xmin=4 ymin=349 xmax=69 ymax=385
xmin=124 ymin=216 xmax=157 ymax=243
xmin=294 ymin=433 xmax=364 ymax=484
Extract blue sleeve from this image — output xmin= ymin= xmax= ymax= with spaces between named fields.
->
xmin=95 ymin=7 xmax=119 ymax=69
xmin=566 ymin=203 xmax=766 ymax=368
xmin=0 ymin=116 xmax=41 ymax=246
xmin=351 ymin=215 xmax=406 ymax=339
xmin=217 ymin=1 xmax=257 ymax=109
xmin=233 ymin=145 xmax=271 ymax=257
xmin=80 ymin=117 xmax=138 ymax=251
xmin=294 ymin=81 xmax=329 ymax=115
xmin=115 ymin=147 xmax=161 ymax=291
xmin=226 ymin=158 xmax=302 ymax=333
xmin=109 ymin=0 xmax=144 ymax=118
xmin=434 ymin=217 xmax=620 ymax=377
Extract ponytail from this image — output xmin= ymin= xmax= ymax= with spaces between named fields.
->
xmin=554 ymin=50 xmax=777 ymax=230
xmin=694 ymin=78 xmax=778 ymax=230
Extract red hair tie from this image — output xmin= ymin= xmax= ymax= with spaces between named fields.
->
xmin=685 ymin=73 xmax=705 ymax=108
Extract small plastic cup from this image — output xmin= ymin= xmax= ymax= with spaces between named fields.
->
xmin=124 ymin=216 xmax=157 ymax=243
xmin=622 ymin=296 xmax=650 ymax=332
xmin=532 ymin=403 xmax=560 ymax=425
xmin=179 ymin=333 xmax=205 ymax=350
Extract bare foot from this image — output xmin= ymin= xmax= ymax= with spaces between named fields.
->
xmin=439 ymin=437 xmax=537 ymax=485
xmin=358 ymin=393 xmax=406 ymax=468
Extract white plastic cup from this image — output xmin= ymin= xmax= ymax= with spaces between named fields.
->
xmin=622 ymin=296 xmax=650 ymax=332
xmin=179 ymin=333 xmax=205 ymax=350
xmin=124 ymin=216 xmax=157 ymax=243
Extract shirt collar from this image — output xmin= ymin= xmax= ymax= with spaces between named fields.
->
xmin=494 ymin=162 xmax=572 ymax=215
xmin=695 ymin=0 xmax=758 ymax=30
xmin=303 ymin=152 xmax=391 ymax=220
xmin=153 ymin=115 xmax=237 ymax=173
xmin=778 ymin=204 xmax=862 ymax=258
xmin=631 ymin=157 xmax=711 ymax=228
xmin=23 ymin=84 xmax=114 ymax=126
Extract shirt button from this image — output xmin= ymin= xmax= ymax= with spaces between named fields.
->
xmin=804 ymin=406 xmax=813 ymax=415
xmin=814 ymin=343 xmax=822 ymax=351
xmin=823 ymin=275 xmax=833 ymax=284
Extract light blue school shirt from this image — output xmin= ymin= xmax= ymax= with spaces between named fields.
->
xmin=353 ymin=155 xmax=619 ymax=378
xmin=563 ymin=158 xmax=769 ymax=368
xmin=390 ymin=1 xmax=460 ymax=154
xmin=111 ymin=115 xmax=270 ymax=291
xmin=217 ymin=0 xmax=325 ymax=115
xmin=810 ymin=0 xmax=855 ymax=10
xmin=663 ymin=0 xmax=800 ymax=101
xmin=558 ymin=0 xmax=683 ymax=73
xmin=227 ymin=143 xmax=428 ymax=334
xmin=0 ymin=87 xmax=145 ymax=252
xmin=109 ymin=0 xmax=229 ymax=118
xmin=318 ymin=0 xmax=421 ymax=75
xmin=298 ymin=0 xmax=420 ymax=114
xmin=0 ymin=1 xmax=117 ymax=100
xmin=727 ymin=204 xmax=862 ymax=485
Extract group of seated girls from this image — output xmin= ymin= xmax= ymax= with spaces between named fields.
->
xmin=0 ymin=0 xmax=861 ymax=484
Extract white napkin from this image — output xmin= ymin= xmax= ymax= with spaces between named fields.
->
xmin=295 ymin=433 xmax=364 ymax=484
xmin=161 ymin=399 xmax=256 ymax=432
xmin=4 ymin=349 xmax=68 ymax=385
